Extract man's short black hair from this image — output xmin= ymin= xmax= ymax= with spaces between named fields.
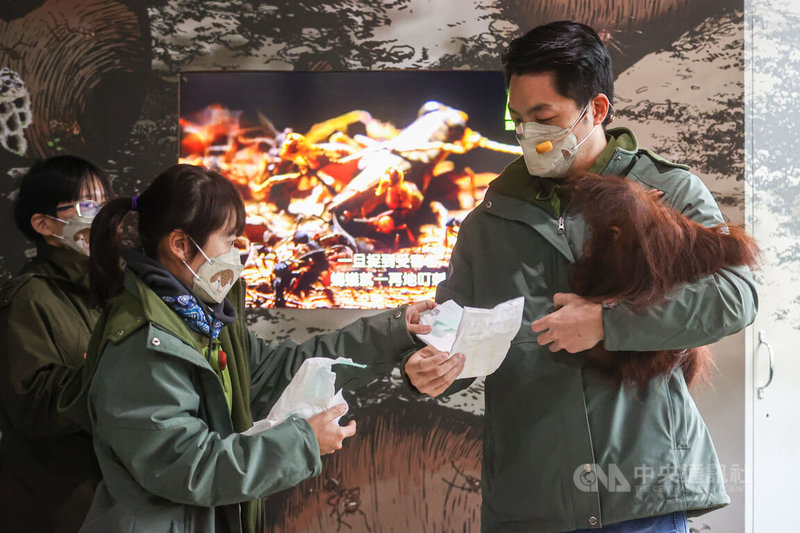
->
xmin=502 ymin=21 xmax=614 ymax=125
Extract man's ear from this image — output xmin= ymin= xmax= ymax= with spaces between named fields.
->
xmin=30 ymin=213 xmax=57 ymax=237
xmin=166 ymin=229 xmax=193 ymax=263
xmin=590 ymin=94 xmax=611 ymax=126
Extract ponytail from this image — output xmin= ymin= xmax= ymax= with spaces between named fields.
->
xmin=89 ymin=197 xmax=135 ymax=307
xmin=89 ymin=164 xmax=246 ymax=308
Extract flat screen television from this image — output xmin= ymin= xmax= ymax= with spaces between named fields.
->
xmin=179 ymin=70 xmax=519 ymax=309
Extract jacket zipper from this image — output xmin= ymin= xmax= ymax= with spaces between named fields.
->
xmin=557 ymin=216 xmax=565 ymax=235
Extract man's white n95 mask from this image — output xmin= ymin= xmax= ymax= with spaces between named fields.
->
xmin=515 ymin=105 xmax=598 ymax=178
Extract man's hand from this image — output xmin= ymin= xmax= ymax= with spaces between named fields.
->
xmin=405 ymin=300 xmax=435 ymax=335
xmin=531 ymin=293 xmax=604 ymax=353
xmin=405 ymin=345 xmax=465 ymax=397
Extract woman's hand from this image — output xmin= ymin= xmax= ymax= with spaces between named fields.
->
xmin=307 ymin=403 xmax=356 ymax=455
xmin=405 ymin=300 xmax=435 ymax=335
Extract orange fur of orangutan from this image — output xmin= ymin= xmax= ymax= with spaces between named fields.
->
xmin=567 ymin=173 xmax=759 ymax=388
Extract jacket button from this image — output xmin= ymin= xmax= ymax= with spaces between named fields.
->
xmin=393 ymin=309 xmax=403 ymax=319
xmin=151 ymin=337 xmax=161 ymax=347
xmin=115 ymin=329 xmax=124 ymax=337
xmin=588 ymin=516 xmax=598 ymax=526
xmin=486 ymin=200 xmax=493 ymax=208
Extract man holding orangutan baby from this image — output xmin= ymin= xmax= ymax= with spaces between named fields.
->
xmin=403 ymin=21 xmax=758 ymax=533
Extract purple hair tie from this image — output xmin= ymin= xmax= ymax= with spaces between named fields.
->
xmin=131 ymin=195 xmax=139 ymax=211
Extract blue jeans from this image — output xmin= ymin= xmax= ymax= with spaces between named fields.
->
xmin=571 ymin=511 xmax=689 ymax=533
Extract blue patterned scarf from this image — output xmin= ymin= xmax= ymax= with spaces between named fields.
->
xmin=160 ymin=294 xmax=224 ymax=339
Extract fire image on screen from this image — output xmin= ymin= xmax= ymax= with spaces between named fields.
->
xmin=178 ymin=70 xmax=520 ymax=309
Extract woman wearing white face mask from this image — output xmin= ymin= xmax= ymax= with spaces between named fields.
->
xmin=71 ymin=164 xmax=432 ymax=533
xmin=0 ymin=155 xmax=112 ymax=533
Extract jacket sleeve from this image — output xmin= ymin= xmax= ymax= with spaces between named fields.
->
xmin=89 ymin=334 xmax=322 ymax=507
xmin=0 ymin=282 xmax=83 ymax=438
xmin=247 ymin=307 xmax=418 ymax=420
xmin=603 ymin=171 xmax=759 ymax=351
xmin=400 ymin=217 xmax=478 ymax=396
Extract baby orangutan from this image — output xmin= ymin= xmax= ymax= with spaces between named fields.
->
xmin=566 ymin=172 xmax=759 ymax=388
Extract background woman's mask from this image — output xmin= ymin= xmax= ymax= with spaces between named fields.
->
xmin=48 ymin=214 xmax=93 ymax=255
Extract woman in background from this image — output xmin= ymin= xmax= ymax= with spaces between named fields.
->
xmin=78 ymin=164 xmax=431 ymax=532
xmin=0 ymin=155 xmax=112 ymax=532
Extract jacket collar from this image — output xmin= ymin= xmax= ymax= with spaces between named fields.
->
xmin=589 ymin=127 xmax=639 ymax=175
xmin=123 ymin=271 xmax=205 ymax=354
xmin=121 ymin=271 xmax=248 ymax=369
xmin=27 ymin=242 xmax=91 ymax=290
xmin=60 ymin=270 xmax=225 ymax=422
xmin=481 ymin=188 xmax=576 ymax=263
xmin=481 ymin=128 xmax=642 ymax=264
xmin=487 ymin=158 xmax=564 ymax=217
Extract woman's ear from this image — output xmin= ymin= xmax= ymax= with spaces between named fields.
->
xmin=166 ymin=229 xmax=193 ymax=263
xmin=30 ymin=213 xmax=57 ymax=237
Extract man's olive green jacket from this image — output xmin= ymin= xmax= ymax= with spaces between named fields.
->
xmin=436 ymin=129 xmax=757 ymax=532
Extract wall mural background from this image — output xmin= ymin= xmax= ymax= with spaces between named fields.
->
xmin=0 ymin=1 xmax=744 ymax=531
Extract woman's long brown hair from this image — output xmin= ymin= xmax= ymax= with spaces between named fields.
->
xmin=566 ymin=173 xmax=759 ymax=388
